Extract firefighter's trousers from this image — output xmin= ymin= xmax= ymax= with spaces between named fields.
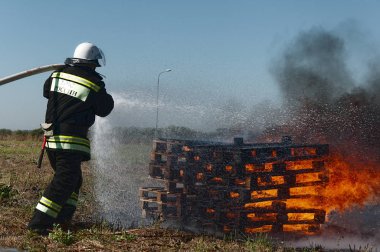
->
xmin=28 ymin=150 xmax=83 ymax=233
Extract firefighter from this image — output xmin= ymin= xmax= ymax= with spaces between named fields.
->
xmin=28 ymin=42 xmax=114 ymax=235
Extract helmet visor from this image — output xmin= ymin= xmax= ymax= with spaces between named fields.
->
xmin=98 ymin=48 xmax=106 ymax=66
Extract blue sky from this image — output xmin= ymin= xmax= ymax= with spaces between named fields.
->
xmin=0 ymin=0 xmax=379 ymax=129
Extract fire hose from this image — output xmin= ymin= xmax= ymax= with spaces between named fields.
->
xmin=0 ymin=64 xmax=64 ymax=86
xmin=0 ymin=64 xmax=65 ymax=167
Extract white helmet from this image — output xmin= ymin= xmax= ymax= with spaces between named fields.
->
xmin=65 ymin=42 xmax=106 ymax=67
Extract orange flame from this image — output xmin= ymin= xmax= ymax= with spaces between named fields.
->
xmin=271 ymin=150 xmax=277 ymax=157
xmin=206 ymin=208 xmax=215 ymax=214
xmin=320 ymin=152 xmax=380 ymax=213
xmin=225 ymin=165 xmax=233 ymax=172
xmin=245 ymin=226 xmax=272 ymax=233
xmin=245 ymin=201 xmax=272 ymax=208
xmin=230 ymin=192 xmax=240 ymax=198
xmin=287 ymin=160 xmax=314 ymax=170
xmin=234 ymin=178 xmax=246 ymax=186
xmin=283 ymin=224 xmax=319 ymax=234
xmin=251 ymin=189 xmax=277 ymax=199
xmin=211 ymin=177 xmax=223 ymax=183
xmin=287 ymin=213 xmax=315 ymax=221
xmin=245 ymin=164 xmax=255 ymax=173
xmin=247 ymin=213 xmax=277 ymax=222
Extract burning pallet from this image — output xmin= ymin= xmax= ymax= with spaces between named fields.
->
xmin=140 ymin=137 xmax=329 ymax=235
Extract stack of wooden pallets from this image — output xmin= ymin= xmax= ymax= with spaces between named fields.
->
xmin=140 ymin=137 xmax=329 ymax=234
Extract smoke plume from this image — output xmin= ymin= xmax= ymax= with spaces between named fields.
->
xmin=269 ymin=27 xmax=380 ymax=164
xmin=268 ymin=27 xmax=380 ymax=242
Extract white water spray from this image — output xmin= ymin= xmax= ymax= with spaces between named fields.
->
xmin=89 ymin=91 xmax=290 ymax=228
xmin=91 ymin=92 xmax=158 ymax=227
xmin=90 ymin=91 xmax=252 ymax=227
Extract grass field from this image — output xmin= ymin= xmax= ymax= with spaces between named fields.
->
xmin=0 ymin=137 xmax=373 ymax=251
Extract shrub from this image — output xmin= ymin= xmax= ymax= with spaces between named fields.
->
xmin=0 ymin=185 xmax=16 ymax=200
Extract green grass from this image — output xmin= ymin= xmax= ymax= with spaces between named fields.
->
xmin=114 ymin=231 xmax=137 ymax=242
xmin=48 ymin=224 xmax=76 ymax=246
xmin=245 ymin=233 xmax=277 ymax=252
xmin=0 ymin=140 xmax=40 ymax=160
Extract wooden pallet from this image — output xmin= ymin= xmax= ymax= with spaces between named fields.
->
xmin=142 ymin=138 xmax=329 ymax=235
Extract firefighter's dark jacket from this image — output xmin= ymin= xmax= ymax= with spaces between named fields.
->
xmin=43 ymin=64 xmax=114 ymax=160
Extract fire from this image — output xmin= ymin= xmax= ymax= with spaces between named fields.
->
xmin=230 ymin=192 xmax=240 ymax=198
xmin=234 ymin=178 xmax=246 ymax=186
xmin=320 ymin=152 xmax=380 ymax=213
xmin=296 ymin=172 xmax=324 ymax=184
xmin=287 ymin=213 xmax=315 ymax=221
xmin=206 ymin=208 xmax=215 ymax=214
xmin=289 ymin=186 xmax=321 ymax=197
xmin=286 ymin=160 xmax=313 ymax=170
xmin=271 ymin=150 xmax=277 ymax=157
xmin=225 ymin=165 xmax=233 ymax=172
xmin=283 ymin=224 xmax=319 ymax=234
xmin=258 ymin=176 xmax=285 ymax=186
xmin=251 ymin=189 xmax=277 ymax=199
xmin=245 ymin=164 xmax=254 ymax=173
xmin=145 ymin=137 xmax=380 ymax=236
xmin=265 ymin=163 xmax=273 ymax=171
xmin=285 ymin=151 xmax=380 ymax=215
xmin=245 ymin=201 xmax=272 ymax=208
xmin=247 ymin=213 xmax=277 ymax=222
xmin=286 ymin=198 xmax=321 ymax=209
xmin=211 ymin=177 xmax=223 ymax=183
xmin=245 ymin=226 xmax=272 ymax=233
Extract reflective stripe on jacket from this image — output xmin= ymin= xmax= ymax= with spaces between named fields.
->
xmin=45 ymin=135 xmax=91 ymax=158
xmin=51 ymin=72 xmax=101 ymax=101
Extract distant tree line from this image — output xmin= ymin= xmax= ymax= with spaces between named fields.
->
xmin=0 ymin=125 xmax=261 ymax=143
xmin=0 ymin=128 xmax=43 ymax=140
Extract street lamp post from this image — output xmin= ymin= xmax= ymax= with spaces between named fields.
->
xmin=155 ymin=69 xmax=172 ymax=139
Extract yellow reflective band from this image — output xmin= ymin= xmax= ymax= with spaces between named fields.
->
xmin=47 ymin=135 xmax=90 ymax=148
xmin=45 ymin=142 xmax=90 ymax=155
xmin=45 ymin=135 xmax=91 ymax=157
xmin=52 ymin=72 xmax=101 ymax=92
xmin=36 ymin=203 xmax=58 ymax=218
xmin=40 ymin=197 xmax=62 ymax=212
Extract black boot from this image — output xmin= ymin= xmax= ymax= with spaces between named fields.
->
xmin=27 ymin=210 xmax=55 ymax=236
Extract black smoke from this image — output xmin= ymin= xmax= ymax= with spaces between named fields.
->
xmin=268 ymin=27 xmax=380 ymax=164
